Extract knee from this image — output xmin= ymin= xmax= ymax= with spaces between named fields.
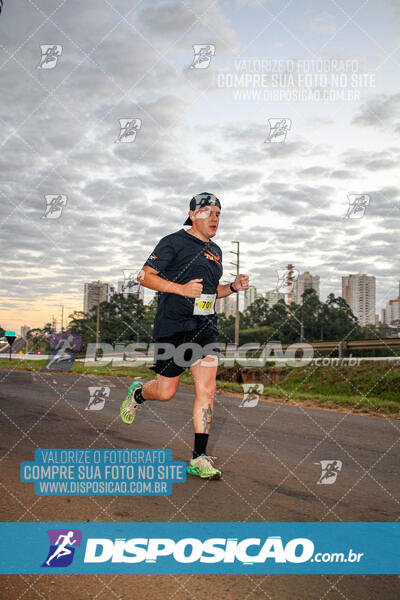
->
xmin=203 ymin=381 xmax=216 ymax=399
xmin=158 ymin=387 xmax=176 ymax=402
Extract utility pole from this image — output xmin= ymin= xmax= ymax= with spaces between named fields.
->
xmin=61 ymin=305 xmax=64 ymax=332
xmin=229 ymin=241 xmax=240 ymax=347
xmin=286 ymin=264 xmax=295 ymax=306
xmin=95 ymin=301 xmax=100 ymax=361
xmin=300 ymin=294 xmax=304 ymax=343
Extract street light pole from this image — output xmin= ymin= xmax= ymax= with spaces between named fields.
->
xmin=229 ymin=241 xmax=240 ymax=347
xmin=300 ymin=295 xmax=304 ymax=343
xmin=95 ymin=302 xmax=100 ymax=361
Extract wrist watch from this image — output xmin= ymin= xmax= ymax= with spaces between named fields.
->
xmin=230 ymin=282 xmax=238 ymax=293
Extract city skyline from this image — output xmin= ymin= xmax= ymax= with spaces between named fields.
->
xmin=9 ymin=270 xmax=400 ymax=334
xmin=1 ymin=0 xmax=399 ymax=331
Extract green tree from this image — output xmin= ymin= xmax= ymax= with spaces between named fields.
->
xmin=42 ymin=322 xmax=54 ymax=334
xmin=66 ymin=294 xmax=158 ymax=350
xmin=67 ymin=310 xmax=95 ymax=349
xmin=243 ymin=297 xmax=270 ymax=328
xmin=99 ymin=293 xmax=147 ymax=344
xmin=322 ymin=294 xmax=360 ymax=341
xmin=27 ymin=328 xmax=46 ymax=351
xmin=266 ymin=299 xmax=299 ymax=343
xmin=217 ymin=313 xmax=235 ymax=343
xmin=240 ymin=290 xmax=367 ymax=344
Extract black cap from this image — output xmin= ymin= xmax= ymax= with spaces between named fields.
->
xmin=183 ymin=192 xmax=221 ymax=226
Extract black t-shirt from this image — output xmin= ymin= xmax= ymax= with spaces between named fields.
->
xmin=143 ymin=228 xmax=223 ymax=338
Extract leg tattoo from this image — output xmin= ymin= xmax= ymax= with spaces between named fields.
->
xmin=202 ymin=404 xmax=213 ymax=433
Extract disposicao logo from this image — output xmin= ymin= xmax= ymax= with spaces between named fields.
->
xmin=42 ymin=529 xmax=82 ymax=567
xmin=83 ymin=536 xmax=314 ymax=564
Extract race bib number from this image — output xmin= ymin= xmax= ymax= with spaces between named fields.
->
xmin=193 ymin=293 xmax=216 ymax=315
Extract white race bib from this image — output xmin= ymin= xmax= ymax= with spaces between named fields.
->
xmin=193 ymin=293 xmax=216 ymax=315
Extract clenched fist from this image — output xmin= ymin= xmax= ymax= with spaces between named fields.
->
xmin=233 ymin=274 xmax=249 ymax=291
xmin=180 ymin=278 xmax=203 ymax=298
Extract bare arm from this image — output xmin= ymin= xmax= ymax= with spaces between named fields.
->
xmin=140 ymin=266 xmax=203 ymax=298
xmin=140 ymin=266 xmax=183 ymax=295
xmin=217 ymin=274 xmax=249 ymax=298
xmin=217 ymin=282 xmax=235 ymax=298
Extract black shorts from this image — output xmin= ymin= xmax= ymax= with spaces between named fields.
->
xmin=150 ymin=326 xmax=220 ymax=378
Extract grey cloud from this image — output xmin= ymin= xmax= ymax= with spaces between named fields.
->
xmin=367 ymin=159 xmax=397 ymax=170
xmin=352 ymin=93 xmax=400 ymax=129
xmin=218 ymin=123 xmax=308 ymax=159
xmin=134 ymin=168 xmax=207 ymax=196
xmin=298 ymin=166 xmax=330 ymax=177
xmin=205 ymin=170 xmax=262 ymax=192
xmin=309 ymin=12 xmax=337 ymax=35
xmin=361 ymin=186 xmax=400 ymax=218
xmin=263 ymin=182 xmax=336 ymax=215
xmin=263 ymin=141 xmax=307 ymax=158
xmin=294 ymin=213 xmax=344 ymax=226
xmin=330 ymin=170 xmax=355 ymax=179
xmin=138 ymin=0 xmax=241 ymax=54
xmin=1 ymin=1 xmax=399 ymax=325
xmin=341 ymin=148 xmax=400 ymax=171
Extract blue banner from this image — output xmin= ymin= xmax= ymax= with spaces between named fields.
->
xmin=20 ymin=449 xmax=186 ymax=496
xmin=0 ymin=522 xmax=398 ymax=574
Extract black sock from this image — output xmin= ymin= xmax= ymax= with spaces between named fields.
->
xmin=193 ymin=433 xmax=209 ymax=459
xmin=134 ymin=387 xmax=145 ymax=404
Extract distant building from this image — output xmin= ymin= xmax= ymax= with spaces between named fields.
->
xmin=20 ymin=325 xmax=30 ymax=338
xmin=244 ymin=286 xmax=257 ymax=310
xmin=293 ymin=271 xmax=320 ymax=304
xmin=382 ymin=281 xmax=400 ymax=325
xmin=265 ymin=289 xmax=285 ymax=307
xmin=215 ymin=294 xmax=236 ymax=318
xmin=108 ymin=285 xmax=116 ymax=302
xmin=342 ymin=273 xmax=376 ymax=326
xmin=117 ymin=279 xmax=144 ymax=302
xmin=84 ymin=281 xmax=109 ymax=314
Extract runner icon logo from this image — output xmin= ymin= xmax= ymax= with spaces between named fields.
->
xmin=41 ymin=195 xmax=67 ymax=219
xmin=315 ymin=460 xmax=342 ymax=484
xmin=37 ymin=45 xmax=63 ymax=69
xmin=121 ymin=269 xmax=142 ymax=296
xmin=42 ymin=529 xmax=82 ymax=568
xmin=86 ymin=386 xmax=111 ymax=411
xmin=240 ymin=383 xmax=264 ymax=407
xmin=276 ymin=268 xmax=299 ymax=294
xmin=116 ymin=119 xmax=141 ymax=143
xmin=265 ymin=118 xmax=291 ymax=143
xmin=43 ymin=333 xmax=81 ymax=372
xmin=188 ymin=44 xmax=216 ymax=69
xmin=345 ymin=194 xmax=370 ymax=219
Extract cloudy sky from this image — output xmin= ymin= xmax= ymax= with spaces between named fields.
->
xmin=0 ymin=0 xmax=399 ymax=331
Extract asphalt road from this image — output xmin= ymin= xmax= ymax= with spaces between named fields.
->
xmin=0 ymin=368 xmax=399 ymax=599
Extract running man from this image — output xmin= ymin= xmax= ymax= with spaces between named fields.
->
xmin=45 ymin=531 xmax=76 ymax=565
xmin=120 ymin=192 xmax=249 ymax=480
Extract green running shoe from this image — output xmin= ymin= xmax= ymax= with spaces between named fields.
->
xmin=120 ymin=381 xmax=142 ymax=424
xmin=187 ymin=455 xmax=222 ymax=480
